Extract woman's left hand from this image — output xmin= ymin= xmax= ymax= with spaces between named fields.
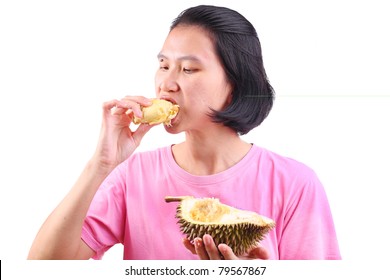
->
xmin=183 ymin=234 xmax=269 ymax=260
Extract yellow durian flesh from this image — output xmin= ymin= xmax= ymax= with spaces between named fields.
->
xmin=133 ymin=99 xmax=179 ymax=126
xmin=165 ymin=196 xmax=275 ymax=256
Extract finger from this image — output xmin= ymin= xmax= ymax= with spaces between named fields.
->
xmin=116 ymin=99 xmax=143 ymax=118
xmin=218 ymin=244 xmax=238 ymax=260
xmin=103 ymin=97 xmax=152 ymax=118
xmin=110 ymin=106 xmax=127 ymax=116
xmin=247 ymin=246 xmax=270 ymax=260
xmin=132 ymin=123 xmax=154 ymax=147
xmin=120 ymin=96 xmax=153 ymax=117
xmin=103 ymin=99 xmax=121 ymax=112
xmin=103 ymin=99 xmax=118 ymax=108
xmin=122 ymin=96 xmax=153 ymax=107
xmin=182 ymin=238 xmax=197 ymax=255
xmin=203 ymin=234 xmax=222 ymax=260
xmin=194 ymin=237 xmax=209 ymax=260
xmin=102 ymin=99 xmax=131 ymax=116
xmin=111 ymin=106 xmax=133 ymax=118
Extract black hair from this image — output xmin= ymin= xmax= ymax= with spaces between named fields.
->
xmin=171 ymin=5 xmax=274 ymax=135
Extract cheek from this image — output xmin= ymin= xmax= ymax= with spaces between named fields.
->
xmin=186 ymin=84 xmax=209 ymax=108
xmin=154 ymin=72 xmax=161 ymax=93
xmin=206 ymin=85 xmax=232 ymax=111
xmin=186 ymin=82 xmax=229 ymax=113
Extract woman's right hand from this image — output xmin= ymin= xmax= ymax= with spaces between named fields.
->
xmin=93 ymin=96 xmax=154 ymax=170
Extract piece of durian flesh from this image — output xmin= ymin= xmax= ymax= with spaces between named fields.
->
xmin=133 ymin=99 xmax=179 ymax=126
xmin=165 ymin=196 xmax=275 ymax=256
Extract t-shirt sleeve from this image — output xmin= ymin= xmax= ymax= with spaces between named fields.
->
xmin=81 ymin=162 xmax=127 ymax=259
xmin=278 ymin=170 xmax=341 ymax=259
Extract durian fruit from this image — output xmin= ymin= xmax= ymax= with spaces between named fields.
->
xmin=165 ymin=196 xmax=275 ymax=256
xmin=133 ymin=99 xmax=179 ymax=127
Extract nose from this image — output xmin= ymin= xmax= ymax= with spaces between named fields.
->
xmin=156 ymin=71 xmax=180 ymax=95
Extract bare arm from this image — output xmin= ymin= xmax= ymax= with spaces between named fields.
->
xmin=27 ymin=158 xmax=112 ymax=259
xmin=28 ymin=96 xmax=153 ymax=259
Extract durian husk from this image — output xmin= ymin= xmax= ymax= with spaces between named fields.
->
xmin=165 ymin=196 xmax=275 ymax=256
xmin=133 ymin=99 xmax=179 ymax=126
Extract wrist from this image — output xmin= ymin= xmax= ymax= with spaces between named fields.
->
xmin=87 ymin=154 xmax=117 ymax=177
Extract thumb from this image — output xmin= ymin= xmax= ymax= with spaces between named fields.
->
xmin=132 ymin=123 xmax=154 ymax=146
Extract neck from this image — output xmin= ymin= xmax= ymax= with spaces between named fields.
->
xmin=172 ymin=127 xmax=252 ymax=175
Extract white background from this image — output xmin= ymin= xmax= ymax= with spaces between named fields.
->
xmin=0 ymin=0 xmax=389 ymax=269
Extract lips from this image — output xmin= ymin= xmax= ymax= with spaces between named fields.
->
xmin=160 ymin=96 xmax=178 ymax=106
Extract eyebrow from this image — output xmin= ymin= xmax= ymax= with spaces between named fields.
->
xmin=157 ymin=53 xmax=202 ymax=63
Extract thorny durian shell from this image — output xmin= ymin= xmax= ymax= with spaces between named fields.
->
xmin=165 ymin=196 xmax=276 ymax=256
xmin=133 ymin=99 xmax=179 ymax=126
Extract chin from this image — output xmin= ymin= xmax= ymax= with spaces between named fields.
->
xmin=163 ymin=124 xmax=182 ymax=135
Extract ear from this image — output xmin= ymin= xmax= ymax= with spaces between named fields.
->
xmin=224 ymin=82 xmax=234 ymax=107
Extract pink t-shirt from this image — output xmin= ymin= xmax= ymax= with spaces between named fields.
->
xmin=81 ymin=145 xmax=341 ymax=260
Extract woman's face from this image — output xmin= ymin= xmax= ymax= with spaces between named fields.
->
xmin=155 ymin=25 xmax=232 ymax=134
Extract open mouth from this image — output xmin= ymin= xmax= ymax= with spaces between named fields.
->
xmin=160 ymin=96 xmax=178 ymax=106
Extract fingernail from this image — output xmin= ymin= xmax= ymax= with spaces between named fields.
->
xmin=195 ymin=238 xmax=202 ymax=247
xmin=205 ymin=234 xmax=214 ymax=245
xmin=135 ymin=109 xmax=143 ymax=118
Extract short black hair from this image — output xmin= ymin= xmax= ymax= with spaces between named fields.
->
xmin=171 ymin=5 xmax=274 ymax=135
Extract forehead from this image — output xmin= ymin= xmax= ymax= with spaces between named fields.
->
xmin=159 ymin=25 xmax=218 ymax=62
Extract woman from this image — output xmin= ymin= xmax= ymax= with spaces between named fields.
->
xmin=28 ymin=5 xmax=341 ymax=260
